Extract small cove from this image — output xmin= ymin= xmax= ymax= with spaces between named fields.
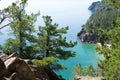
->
xmin=0 ymin=0 xmax=101 ymax=79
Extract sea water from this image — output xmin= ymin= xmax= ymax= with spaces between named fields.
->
xmin=0 ymin=0 xmax=101 ymax=79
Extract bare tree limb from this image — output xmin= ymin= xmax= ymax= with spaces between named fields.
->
xmin=0 ymin=22 xmax=11 ymax=29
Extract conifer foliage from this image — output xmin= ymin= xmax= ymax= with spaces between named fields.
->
xmin=96 ymin=0 xmax=120 ymax=79
xmin=0 ymin=0 xmax=77 ymax=63
xmin=37 ymin=16 xmax=77 ymax=59
xmin=0 ymin=0 xmax=39 ymax=58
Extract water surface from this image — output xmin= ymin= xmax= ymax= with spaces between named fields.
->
xmin=0 ymin=0 xmax=101 ymax=79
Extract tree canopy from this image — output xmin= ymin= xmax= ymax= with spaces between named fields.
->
xmin=0 ymin=0 xmax=77 ymax=67
xmin=37 ymin=16 xmax=77 ymax=59
xmin=96 ymin=0 xmax=120 ymax=80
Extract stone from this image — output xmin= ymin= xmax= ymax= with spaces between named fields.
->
xmin=7 ymin=53 xmax=19 ymax=59
xmin=74 ymin=75 xmax=106 ymax=80
xmin=25 ymin=59 xmax=50 ymax=80
xmin=0 ymin=58 xmax=6 ymax=78
xmin=4 ymin=57 xmax=35 ymax=80
xmin=9 ymin=72 xmax=21 ymax=80
xmin=0 ymin=53 xmax=8 ymax=61
xmin=88 ymin=1 xmax=109 ymax=12
xmin=74 ymin=75 xmax=81 ymax=80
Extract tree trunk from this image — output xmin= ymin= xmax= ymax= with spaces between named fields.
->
xmin=46 ymin=27 xmax=50 ymax=57
xmin=19 ymin=30 xmax=23 ymax=54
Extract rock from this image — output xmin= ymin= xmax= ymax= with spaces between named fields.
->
xmin=74 ymin=75 xmax=106 ymax=80
xmin=74 ymin=75 xmax=81 ymax=80
xmin=4 ymin=57 xmax=35 ymax=80
xmin=9 ymin=72 xmax=20 ymax=80
xmin=77 ymin=28 xmax=99 ymax=43
xmin=0 ymin=53 xmax=8 ymax=61
xmin=0 ymin=55 xmax=60 ymax=80
xmin=25 ymin=59 xmax=60 ymax=80
xmin=0 ymin=77 xmax=10 ymax=80
xmin=32 ymin=65 xmax=50 ymax=80
xmin=7 ymin=53 xmax=19 ymax=59
xmin=25 ymin=59 xmax=50 ymax=80
xmin=44 ymin=66 xmax=61 ymax=80
xmin=0 ymin=58 xmax=6 ymax=78
xmin=24 ymin=59 xmax=34 ymax=65
xmin=0 ymin=52 xmax=18 ymax=62
xmin=88 ymin=1 xmax=110 ymax=12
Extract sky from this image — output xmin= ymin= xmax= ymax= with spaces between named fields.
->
xmin=0 ymin=0 xmax=100 ymax=42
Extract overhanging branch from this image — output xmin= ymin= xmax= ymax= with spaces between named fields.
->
xmin=0 ymin=22 xmax=11 ymax=30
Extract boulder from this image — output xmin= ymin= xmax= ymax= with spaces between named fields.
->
xmin=4 ymin=57 xmax=35 ymax=80
xmin=0 ymin=53 xmax=8 ymax=61
xmin=74 ymin=75 xmax=106 ymax=80
xmin=25 ymin=59 xmax=60 ymax=80
xmin=0 ymin=58 xmax=6 ymax=78
xmin=9 ymin=72 xmax=22 ymax=80
xmin=7 ymin=53 xmax=19 ymax=59
xmin=74 ymin=75 xmax=81 ymax=80
xmin=24 ymin=59 xmax=50 ymax=80
xmin=31 ymin=65 xmax=50 ymax=80
xmin=0 ymin=77 xmax=10 ymax=80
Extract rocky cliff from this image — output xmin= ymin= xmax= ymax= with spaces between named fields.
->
xmin=88 ymin=1 xmax=109 ymax=12
xmin=77 ymin=28 xmax=99 ymax=43
xmin=77 ymin=1 xmax=118 ymax=43
xmin=0 ymin=53 xmax=60 ymax=80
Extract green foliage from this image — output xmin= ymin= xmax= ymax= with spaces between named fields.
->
xmin=86 ymin=0 xmax=120 ymax=79
xmin=34 ymin=57 xmax=58 ymax=67
xmin=0 ymin=8 xmax=11 ymax=29
xmin=37 ymin=16 xmax=77 ymax=59
xmin=97 ymin=17 xmax=120 ymax=80
xmin=102 ymin=0 xmax=120 ymax=8
xmin=82 ymin=65 xmax=95 ymax=76
xmin=1 ymin=0 xmax=40 ymax=58
xmin=98 ymin=28 xmax=108 ymax=45
xmin=73 ymin=64 xmax=82 ymax=76
xmin=73 ymin=64 xmax=96 ymax=77
xmin=81 ymin=8 xmax=119 ymax=42
xmin=85 ymin=9 xmax=119 ymax=31
xmin=34 ymin=16 xmax=77 ymax=70
xmin=1 ymin=38 xmax=19 ymax=55
xmin=0 ymin=1 xmax=76 ymax=76
xmin=0 ymin=44 xmax=2 ymax=50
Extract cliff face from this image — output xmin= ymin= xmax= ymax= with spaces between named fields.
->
xmin=77 ymin=1 xmax=118 ymax=43
xmin=88 ymin=1 xmax=109 ymax=12
xmin=77 ymin=28 xmax=99 ymax=43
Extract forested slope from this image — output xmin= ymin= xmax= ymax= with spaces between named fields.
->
xmin=78 ymin=0 xmax=120 ymax=80
xmin=77 ymin=2 xmax=120 ymax=43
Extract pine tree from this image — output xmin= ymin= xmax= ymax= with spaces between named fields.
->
xmin=1 ymin=0 xmax=39 ymax=58
xmin=97 ymin=17 xmax=120 ymax=80
xmin=96 ymin=1 xmax=120 ymax=78
xmin=102 ymin=0 xmax=120 ymax=8
xmin=37 ymin=16 xmax=77 ymax=60
xmin=73 ymin=64 xmax=96 ymax=77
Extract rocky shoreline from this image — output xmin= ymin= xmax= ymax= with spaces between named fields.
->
xmin=77 ymin=28 xmax=99 ymax=43
xmin=77 ymin=1 xmax=110 ymax=44
xmin=0 ymin=53 xmax=60 ymax=80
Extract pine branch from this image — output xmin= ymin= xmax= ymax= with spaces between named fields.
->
xmin=0 ymin=22 xmax=12 ymax=29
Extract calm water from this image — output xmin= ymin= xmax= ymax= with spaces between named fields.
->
xmin=0 ymin=0 xmax=101 ymax=80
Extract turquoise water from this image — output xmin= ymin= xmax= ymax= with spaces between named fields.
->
xmin=0 ymin=0 xmax=101 ymax=80
xmin=56 ymin=43 xmax=101 ymax=80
